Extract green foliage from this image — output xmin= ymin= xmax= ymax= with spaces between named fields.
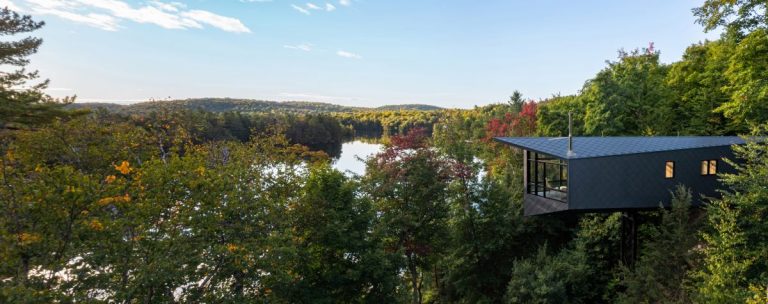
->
xmin=0 ymin=8 xmax=77 ymax=131
xmin=617 ymin=186 xmax=700 ymax=304
xmin=283 ymin=164 xmax=399 ymax=302
xmin=504 ymin=245 xmax=590 ymax=304
xmin=69 ymin=98 xmax=443 ymax=115
xmin=535 ymin=95 xmax=582 ymax=137
xmin=694 ymin=0 xmax=768 ymax=35
xmin=504 ymin=214 xmax=620 ymax=303
xmin=579 ymin=49 xmax=674 ymax=136
xmin=717 ymin=29 xmax=768 ymax=129
xmin=694 ymin=129 xmax=768 ymax=303
xmin=666 ymin=40 xmax=733 ymax=135
xmin=363 ymin=129 xmax=453 ymax=304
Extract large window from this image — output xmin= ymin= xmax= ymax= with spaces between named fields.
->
xmin=526 ymin=151 xmax=567 ymax=202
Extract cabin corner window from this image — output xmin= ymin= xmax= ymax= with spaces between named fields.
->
xmin=526 ymin=151 xmax=567 ymax=202
xmin=701 ymin=160 xmax=718 ymax=176
xmin=665 ymin=161 xmax=675 ymax=179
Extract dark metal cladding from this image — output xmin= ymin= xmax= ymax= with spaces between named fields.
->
xmin=493 ymin=137 xmax=746 ymax=216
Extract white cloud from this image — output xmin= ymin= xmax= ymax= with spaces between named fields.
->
xmin=305 ymin=2 xmax=320 ymax=10
xmin=0 ymin=0 xmax=21 ymax=11
xmin=181 ymin=10 xmax=250 ymax=33
xmin=46 ymin=87 xmax=74 ymax=91
xmin=291 ymin=4 xmax=310 ymax=15
xmin=25 ymin=0 xmax=120 ymax=30
xmin=20 ymin=0 xmax=250 ymax=33
xmin=325 ymin=3 xmax=335 ymax=11
xmin=284 ymin=43 xmax=312 ymax=51
xmin=240 ymin=0 xmax=272 ymax=2
xmin=339 ymin=0 xmax=350 ymax=6
xmin=337 ymin=50 xmax=361 ymax=59
xmin=73 ymin=0 xmax=200 ymax=30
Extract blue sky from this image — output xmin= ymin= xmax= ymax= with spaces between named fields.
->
xmin=8 ymin=0 xmax=719 ymax=108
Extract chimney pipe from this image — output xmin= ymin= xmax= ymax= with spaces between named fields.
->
xmin=568 ymin=111 xmax=573 ymax=153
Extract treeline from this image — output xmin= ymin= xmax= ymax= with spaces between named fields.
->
xmin=68 ymin=98 xmax=443 ymax=115
xmin=333 ymin=110 xmax=444 ymax=137
xmin=91 ymin=109 xmax=352 ymax=156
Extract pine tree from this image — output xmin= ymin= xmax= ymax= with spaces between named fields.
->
xmin=0 ymin=8 xmax=74 ymax=131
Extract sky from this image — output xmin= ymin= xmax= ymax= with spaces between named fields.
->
xmin=5 ymin=0 xmax=720 ymax=108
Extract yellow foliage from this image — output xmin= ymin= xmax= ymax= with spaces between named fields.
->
xmin=105 ymin=175 xmax=116 ymax=183
xmin=226 ymin=243 xmax=241 ymax=253
xmin=34 ymin=164 xmax=44 ymax=172
xmin=5 ymin=149 xmax=14 ymax=161
xmin=196 ymin=166 xmax=205 ymax=176
xmin=748 ymin=284 xmax=768 ymax=304
xmin=89 ymin=219 xmax=104 ymax=231
xmin=18 ymin=232 xmax=41 ymax=246
xmin=97 ymin=194 xmax=131 ymax=206
xmin=114 ymin=161 xmax=133 ymax=175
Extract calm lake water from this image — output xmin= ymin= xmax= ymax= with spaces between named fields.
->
xmin=332 ymin=140 xmax=382 ymax=176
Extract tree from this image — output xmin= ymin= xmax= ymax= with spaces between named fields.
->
xmin=694 ymin=0 xmax=768 ymax=35
xmin=283 ymin=164 xmax=398 ymax=303
xmin=0 ymin=8 xmax=74 ymax=131
xmin=363 ymin=128 xmax=453 ymax=304
xmin=717 ymin=29 xmax=768 ymax=129
xmin=694 ymin=130 xmax=768 ymax=303
xmin=536 ymin=95 xmax=583 ymax=137
xmin=580 ymin=49 xmax=674 ymax=136
xmin=666 ymin=40 xmax=733 ymax=135
xmin=504 ymin=213 xmax=621 ymax=303
xmin=617 ymin=186 xmax=700 ymax=304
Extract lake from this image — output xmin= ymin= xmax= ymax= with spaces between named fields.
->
xmin=332 ymin=140 xmax=382 ymax=176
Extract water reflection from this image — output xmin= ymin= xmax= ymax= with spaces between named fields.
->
xmin=332 ymin=140 xmax=383 ymax=176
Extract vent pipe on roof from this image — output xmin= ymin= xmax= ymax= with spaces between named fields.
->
xmin=568 ymin=111 xmax=573 ymax=154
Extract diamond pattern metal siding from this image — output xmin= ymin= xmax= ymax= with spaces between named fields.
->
xmin=495 ymin=136 xmax=745 ymax=160
xmin=568 ymin=145 xmax=736 ymax=211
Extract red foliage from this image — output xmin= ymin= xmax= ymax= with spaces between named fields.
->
xmin=389 ymin=127 xmax=429 ymax=150
xmin=484 ymin=101 xmax=537 ymax=141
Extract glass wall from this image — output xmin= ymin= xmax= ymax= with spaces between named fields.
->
xmin=526 ymin=151 xmax=568 ymax=202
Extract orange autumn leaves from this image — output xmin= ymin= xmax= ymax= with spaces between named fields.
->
xmin=114 ymin=161 xmax=132 ymax=175
xmin=96 ymin=161 xmax=133 ymax=208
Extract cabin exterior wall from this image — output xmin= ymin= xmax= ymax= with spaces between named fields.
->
xmin=568 ymin=146 xmax=736 ymax=211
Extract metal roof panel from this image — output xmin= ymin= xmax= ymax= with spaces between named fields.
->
xmin=494 ymin=136 xmax=746 ymax=159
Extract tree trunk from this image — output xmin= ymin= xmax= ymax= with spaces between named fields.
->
xmin=406 ymin=253 xmax=421 ymax=304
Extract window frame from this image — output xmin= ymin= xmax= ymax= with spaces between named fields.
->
xmin=701 ymin=159 xmax=718 ymax=176
xmin=665 ymin=161 xmax=675 ymax=179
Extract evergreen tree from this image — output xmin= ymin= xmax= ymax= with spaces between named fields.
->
xmin=617 ymin=186 xmax=700 ymax=304
xmin=694 ymin=130 xmax=768 ymax=303
xmin=0 ymin=8 xmax=74 ymax=131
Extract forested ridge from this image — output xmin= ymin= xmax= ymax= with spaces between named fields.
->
xmin=66 ymin=98 xmax=443 ymax=114
xmin=3 ymin=0 xmax=768 ymax=303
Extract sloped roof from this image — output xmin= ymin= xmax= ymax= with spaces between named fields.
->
xmin=494 ymin=136 xmax=746 ymax=159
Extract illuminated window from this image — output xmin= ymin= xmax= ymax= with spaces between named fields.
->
xmin=701 ymin=159 xmax=717 ymax=175
xmin=665 ymin=161 xmax=675 ymax=179
xmin=701 ymin=160 xmax=718 ymax=176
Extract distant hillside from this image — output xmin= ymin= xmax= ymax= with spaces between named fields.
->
xmin=67 ymin=98 xmax=443 ymax=114
xmin=375 ymin=104 xmax=443 ymax=111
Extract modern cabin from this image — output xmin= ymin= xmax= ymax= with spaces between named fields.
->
xmin=494 ymin=137 xmax=745 ymax=216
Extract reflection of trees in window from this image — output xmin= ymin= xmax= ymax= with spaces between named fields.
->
xmin=526 ymin=151 xmax=568 ymax=202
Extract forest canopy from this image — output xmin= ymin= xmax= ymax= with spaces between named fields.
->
xmin=3 ymin=0 xmax=768 ymax=303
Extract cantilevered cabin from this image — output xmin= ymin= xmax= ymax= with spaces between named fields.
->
xmin=494 ymin=137 xmax=745 ymax=216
